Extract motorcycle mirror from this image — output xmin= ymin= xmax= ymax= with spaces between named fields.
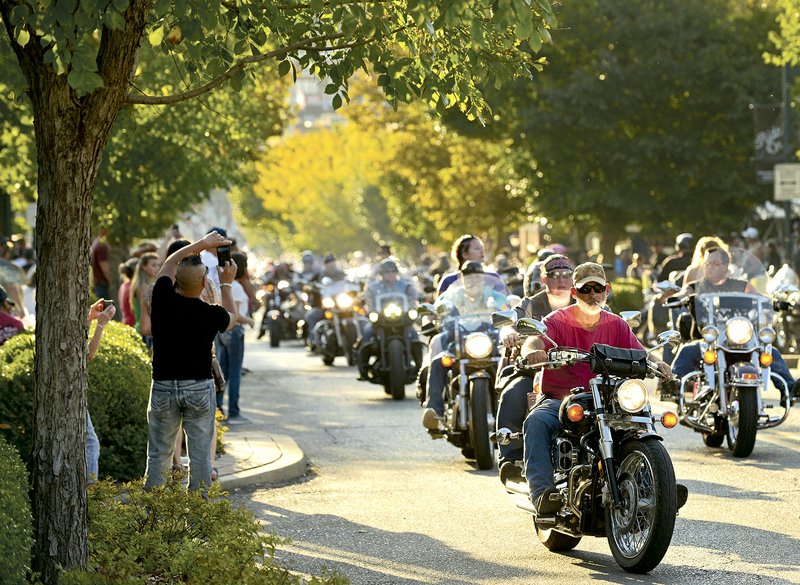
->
xmin=516 ymin=318 xmax=547 ymax=337
xmin=492 ymin=310 xmax=518 ymax=328
xmin=416 ymin=303 xmax=436 ymax=317
xmin=495 ymin=427 xmax=513 ymax=446
xmin=657 ymin=329 xmax=681 ymax=347
xmin=619 ymin=310 xmax=642 ymax=329
xmin=504 ymin=294 xmax=522 ymax=308
xmin=654 ymin=280 xmax=682 ymax=293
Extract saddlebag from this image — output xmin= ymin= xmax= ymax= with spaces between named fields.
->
xmin=589 ymin=344 xmax=648 ymax=379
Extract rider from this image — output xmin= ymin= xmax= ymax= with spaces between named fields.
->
xmin=421 ymin=261 xmax=507 ymax=430
xmin=495 ymin=254 xmax=576 ymax=481
xmin=297 ymin=250 xmax=321 ymax=284
xmin=356 ymin=259 xmax=421 ymax=379
xmin=654 ymin=233 xmax=694 ymax=282
xmin=304 ymin=254 xmax=346 ymax=350
xmin=521 ymin=262 xmax=673 ymax=515
xmin=661 ymin=246 xmax=800 ymax=402
xmin=436 ymin=235 xmax=500 ymax=296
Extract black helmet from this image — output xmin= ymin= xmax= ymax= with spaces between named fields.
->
xmin=460 ymin=260 xmax=484 ymax=276
xmin=675 ymin=233 xmax=695 ymax=252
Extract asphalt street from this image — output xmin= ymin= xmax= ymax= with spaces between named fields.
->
xmin=231 ymin=336 xmax=800 ymax=585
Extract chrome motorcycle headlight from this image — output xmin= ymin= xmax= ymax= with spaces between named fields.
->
xmin=616 ymin=379 xmax=648 ymax=413
xmin=322 ymin=297 xmax=335 ymax=309
xmin=368 ymin=312 xmax=379 ymax=323
xmin=277 ymin=280 xmax=290 ymax=290
xmin=408 ymin=309 xmax=418 ymax=320
xmin=726 ymin=317 xmax=753 ymax=345
xmin=464 ymin=332 xmax=493 ymax=359
xmin=382 ymin=303 xmax=403 ymax=319
xmin=759 ymin=326 xmax=776 ymax=344
xmin=335 ymin=292 xmax=353 ymax=309
xmin=701 ymin=325 xmax=719 ymax=343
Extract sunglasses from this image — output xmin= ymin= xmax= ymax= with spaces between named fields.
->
xmin=545 ymin=270 xmax=573 ymax=279
xmin=577 ymin=283 xmax=606 ymax=294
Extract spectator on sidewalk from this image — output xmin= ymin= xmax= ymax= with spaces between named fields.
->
xmin=144 ymin=231 xmax=238 ymax=492
xmin=118 ymin=257 xmax=138 ymax=327
xmin=86 ymin=299 xmax=116 ymax=482
xmin=130 ymin=252 xmax=160 ymax=347
xmin=217 ymin=251 xmax=255 ymax=424
xmin=0 ymin=285 xmax=24 ymax=345
xmin=90 ymin=226 xmax=112 ymax=299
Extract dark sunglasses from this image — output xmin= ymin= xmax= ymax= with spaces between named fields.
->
xmin=577 ymin=283 xmax=606 ymax=294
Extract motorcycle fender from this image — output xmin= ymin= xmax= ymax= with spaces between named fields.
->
xmin=727 ymin=361 xmax=760 ymax=386
xmin=618 ymin=433 xmax=663 ymax=450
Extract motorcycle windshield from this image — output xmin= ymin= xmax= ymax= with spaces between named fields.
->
xmin=320 ymin=280 xmax=360 ymax=298
xmin=435 ymin=273 xmax=510 ymax=332
xmin=694 ymin=293 xmax=774 ymax=333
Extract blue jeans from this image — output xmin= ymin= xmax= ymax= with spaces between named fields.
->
xmin=523 ymin=397 xmax=562 ymax=501
xmin=671 ymin=342 xmax=795 ymax=386
xmin=144 ymin=379 xmax=215 ymax=492
xmin=216 ymin=325 xmax=245 ymax=418
xmin=495 ymin=372 xmax=531 ymax=465
xmin=86 ymin=413 xmax=99 ymax=482
xmin=306 ymin=308 xmax=324 ymax=346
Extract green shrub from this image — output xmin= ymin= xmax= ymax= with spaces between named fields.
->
xmin=0 ymin=322 xmax=151 ymax=482
xmin=608 ymin=278 xmax=645 ymax=313
xmin=61 ymin=480 xmax=349 ymax=585
xmin=0 ymin=435 xmax=33 ymax=585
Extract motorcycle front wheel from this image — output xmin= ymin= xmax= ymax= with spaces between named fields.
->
xmin=387 ymin=338 xmax=406 ymax=400
xmin=605 ymin=440 xmax=676 ymax=574
xmin=269 ymin=318 xmax=281 ymax=348
xmin=468 ymin=378 xmax=494 ymax=470
xmin=726 ymin=386 xmax=758 ymax=457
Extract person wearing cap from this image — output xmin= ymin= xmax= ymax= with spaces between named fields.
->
xmin=303 ymin=253 xmax=346 ymax=351
xmin=422 ymin=261 xmax=508 ymax=430
xmin=742 ymin=227 xmax=763 ymax=261
xmin=0 ymin=284 xmax=24 ymax=345
xmin=356 ymin=259 xmax=420 ymax=380
xmin=494 ymin=255 xmax=576 ymax=480
xmin=520 ymin=262 xmax=673 ymax=516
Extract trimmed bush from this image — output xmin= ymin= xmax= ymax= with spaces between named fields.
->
xmin=0 ymin=322 xmax=151 ymax=482
xmin=608 ymin=278 xmax=645 ymax=314
xmin=61 ymin=480 xmax=349 ymax=585
xmin=0 ymin=435 xmax=33 ymax=585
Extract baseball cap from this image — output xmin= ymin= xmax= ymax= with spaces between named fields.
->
xmin=0 ymin=285 xmax=14 ymax=307
xmin=742 ymin=227 xmax=759 ymax=239
xmin=573 ymin=262 xmax=607 ymax=288
xmin=541 ymin=254 xmax=573 ymax=276
xmin=207 ymin=226 xmax=228 ymax=238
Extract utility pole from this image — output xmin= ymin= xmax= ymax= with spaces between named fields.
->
xmin=782 ymin=63 xmax=794 ymax=260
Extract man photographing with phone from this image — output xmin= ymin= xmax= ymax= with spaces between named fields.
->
xmin=144 ymin=230 xmax=238 ymax=492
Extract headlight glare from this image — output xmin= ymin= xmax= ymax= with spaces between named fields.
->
xmin=408 ymin=309 xmax=418 ymax=320
xmin=464 ymin=332 xmax=493 ymax=359
xmin=369 ymin=312 xmax=379 ymax=323
xmin=382 ymin=303 xmax=403 ymax=319
xmin=726 ymin=317 xmax=753 ymax=345
xmin=616 ymin=379 xmax=648 ymax=413
xmin=335 ymin=293 xmax=354 ymax=309
xmin=322 ymin=297 xmax=335 ymax=309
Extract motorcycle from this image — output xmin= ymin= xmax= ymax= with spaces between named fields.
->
xmin=496 ymin=316 xmax=682 ymax=574
xmin=362 ymin=292 xmax=422 ymax=400
xmin=767 ymin=263 xmax=800 ymax=353
xmin=257 ymin=279 xmax=304 ymax=347
xmin=662 ymin=248 xmax=792 ymax=457
xmin=312 ymin=279 xmax=365 ymax=366
xmin=417 ymin=272 xmax=510 ymax=470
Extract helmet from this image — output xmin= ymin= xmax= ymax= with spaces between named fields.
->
xmin=379 ymin=259 xmax=399 ymax=274
xmin=460 ymin=260 xmax=484 ymax=276
xmin=675 ymin=233 xmax=695 ymax=252
xmin=301 ymin=250 xmax=314 ymax=263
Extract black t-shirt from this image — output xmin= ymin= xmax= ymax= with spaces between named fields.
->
xmin=151 ymin=276 xmax=231 ymax=381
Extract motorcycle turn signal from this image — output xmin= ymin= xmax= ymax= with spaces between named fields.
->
xmin=661 ymin=411 xmax=679 ymax=428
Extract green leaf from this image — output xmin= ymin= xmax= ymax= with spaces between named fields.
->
xmin=154 ymin=0 xmax=172 ymax=17
xmin=67 ymin=69 xmax=103 ymax=96
xmin=15 ymin=28 xmax=30 ymax=48
xmin=324 ymin=83 xmax=338 ymax=95
xmin=104 ymin=9 xmax=125 ymax=30
xmin=148 ymin=25 xmax=165 ymax=47
xmin=278 ymin=59 xmax=291 ymax=77
xmin=332 ymin=94 xmax=343 ymax=110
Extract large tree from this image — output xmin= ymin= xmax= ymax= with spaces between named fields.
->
xmin=0 ymin=0 xmax=556 ymax=581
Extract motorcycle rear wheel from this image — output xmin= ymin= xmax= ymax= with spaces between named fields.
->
xmin=726 ymin=386 xmax=758 ymax=457
xmin=605 ymin=440 xmax=676 ymax=574
xmin=269 ymin=318 xmax=281 ymax=348
xmin=387 ymin=338 xmax=406 ymax=400
xmin=468 ymin=378 xmax=494 ymax=470
xmin=535 ymin=525 xmax=581 ymax=552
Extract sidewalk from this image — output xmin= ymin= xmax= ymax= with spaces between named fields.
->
xmin=213 ymin=341 xmax=308 ymax=491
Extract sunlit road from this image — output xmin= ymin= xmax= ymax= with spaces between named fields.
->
xmin=232 ymin=337 xmax=800 ymax=585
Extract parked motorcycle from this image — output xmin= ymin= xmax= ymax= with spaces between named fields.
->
xmin=417 ymin=272 xmax=510 ymax=469
xmin=662 ymin=249 xmax=791 ymax=457
xmin=496 ymin=316 xmax=682 ymax=574
xmin=257 ymin=279 xmax=304 ymax=347
xmin=312 ymin=280 xmax=365 ymax=366
xmin=362 ymin=292 xmax=422 ymax=400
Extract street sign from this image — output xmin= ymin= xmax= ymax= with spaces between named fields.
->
xmin=774 ymin=163 xmax=800 ymax=201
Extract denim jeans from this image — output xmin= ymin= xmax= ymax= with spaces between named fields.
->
xmin=671 ymin=342 xmax=795 ymax=386
xmin=144 ymin=379 xmax=215 ymax=491
xmin=495 ymin=373 xmax=531 ymax=465
xmin=216 ymin=325 xmax=245 ymax=418
xmin=523 ymin=397 xmax=562 ymax=501
xmin=86 ymin=413 xmax=99 ymax=482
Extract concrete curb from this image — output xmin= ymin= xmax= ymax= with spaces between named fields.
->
xmin=217 ymin=434 xmax=307 ymax=491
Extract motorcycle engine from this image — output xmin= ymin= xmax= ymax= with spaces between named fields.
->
xmin=555 ymin=438 xmax=578 ymax=472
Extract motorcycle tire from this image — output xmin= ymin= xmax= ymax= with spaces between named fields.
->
xmin=726 ymin=386 xmax=758 ymax=457
xmin=468 ymin=378 xmax=494 ymax=470
xmin=701 ymin=430 xmax=725 ymax=448
xmin=387 ymin=339 xmax=406 ymax=400
xmin=605 ymin=439 xmax=676 ymax=574
xmin=535 ymin=525 xmax=581 ymax=552
xmin=269 ymin=318 xmax=281 ymax=348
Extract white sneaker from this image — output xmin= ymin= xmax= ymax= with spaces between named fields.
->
xmin=226 ymin=415 xmax=252 ymax=425
xmin=421 ymin=408 xmax=442 ymax=430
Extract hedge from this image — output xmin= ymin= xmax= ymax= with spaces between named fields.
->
xmin=0 ymin=435 xmax=33 ymax=585
xmin=0 ymin=322 xmax=151 ymax=482
xmin=608 ymin=277 xmax=645 ymax=314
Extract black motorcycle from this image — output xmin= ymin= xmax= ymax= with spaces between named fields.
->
xmin=361 ymin=292 xmax=422 ymax=400
xmin=257 ymin=279 xmax=303 ymax=348
xmin=312 ymin=280 xmax=364 ymax=366
xmin=496 ymin=317 xmax=682 ymax=574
